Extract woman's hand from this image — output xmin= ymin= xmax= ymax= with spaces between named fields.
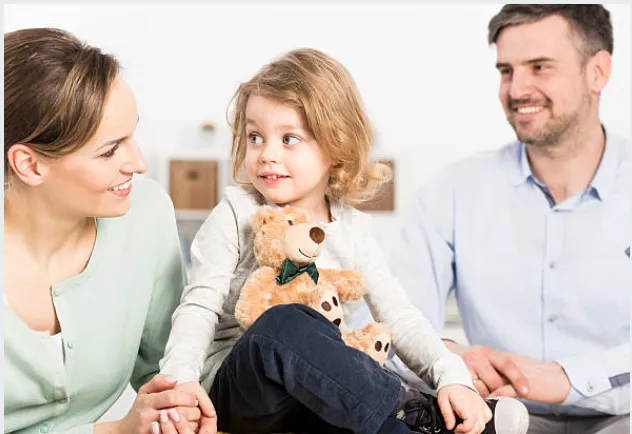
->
xmin=437 ymin=384 xmax=492 ymax=434
xmin=115 ymin=374 xmax=200 ymax=434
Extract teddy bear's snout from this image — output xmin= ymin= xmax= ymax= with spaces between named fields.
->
xmin=309 ymin=227 xmax=325 ymax=244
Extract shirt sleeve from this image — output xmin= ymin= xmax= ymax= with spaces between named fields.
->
xmin=557 ymin=343 xmax=630 ymax=414
xmin=355 ymin=212 xmax=473 ymax=391
xmin=130 ymin=192 xmax=187 ymax=391
xmin=388 ymin=176 xmax=457 ymax=331
xmin=159 ymin=198 xmax=240 ymax=383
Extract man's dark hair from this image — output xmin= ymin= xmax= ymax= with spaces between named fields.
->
xmin=488 ymin=5 xmax=613 ymax=62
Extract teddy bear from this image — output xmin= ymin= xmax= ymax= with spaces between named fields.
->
xmin=234 ymin=205 xmax=392 ymax=365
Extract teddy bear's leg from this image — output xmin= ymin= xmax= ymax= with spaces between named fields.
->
xmin=318 ymin=269 xmax=364 ymax=301
xmin=342 ymin=323 xmax=391 ymax=366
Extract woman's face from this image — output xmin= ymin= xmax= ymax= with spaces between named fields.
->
xmin=40 ymin=78 xmax=149 ymax=218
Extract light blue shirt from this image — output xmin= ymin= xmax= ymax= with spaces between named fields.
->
xmin=390 ymin=131 xmax=630 ymax=416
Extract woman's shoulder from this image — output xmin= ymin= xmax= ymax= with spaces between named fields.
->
xmin=126 ymin=177 xmax=176 ymax=221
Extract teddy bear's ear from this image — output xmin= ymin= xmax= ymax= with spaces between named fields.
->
xmin=253 ymin=206 xmax=277 ymax=231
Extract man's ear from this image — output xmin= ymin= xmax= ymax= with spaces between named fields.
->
xmin=586 ymin=50 xmax=612 ymax=95
xmin=6 ymin=144 xmax=47 ymax=187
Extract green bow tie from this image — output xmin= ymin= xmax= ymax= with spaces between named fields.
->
xmin=276 ymin=259 xmax=319 ymax=285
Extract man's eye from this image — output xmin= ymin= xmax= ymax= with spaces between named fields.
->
xmin=283 ymin=135 xmax=300 ymax=146
xmin=249 ymin=133 xmax=263 ymax=144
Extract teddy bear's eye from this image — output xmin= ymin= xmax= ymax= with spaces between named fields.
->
xmin=287 ymin=220 xmax=294 ymax=226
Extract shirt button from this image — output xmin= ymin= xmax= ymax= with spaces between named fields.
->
xmin=587 ymin=383 xmax=594 ymax=392
xmin=52 ymin=289 xmax=60 ymax=297
xmin=66 ymin=341 xmax=74 ymax=349
xmin=548 ymin=261 xmax=556 ymax=270
xmin=39 ymin=424 xmax=50 ymax=433
xmin=547 ymin=315 xmax=557 ymax=323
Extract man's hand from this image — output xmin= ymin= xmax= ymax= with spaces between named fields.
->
xmin=487 ymin=353 xmax=571 ymax=404
xmin=444 ymin=341 xmax=529 ymax=398
xmin=444 ymin=340 xmax=571 ymax=404
xmin=437 ymin=384 xmax=492 ymax=434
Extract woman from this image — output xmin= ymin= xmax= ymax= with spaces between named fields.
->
xmin=3 ymin=28 xmax=215 ymax=434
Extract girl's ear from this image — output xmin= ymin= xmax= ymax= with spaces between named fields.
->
xmin=6 ymin=144 xmax=47 ymax=187
xmin=253 ymin=205 xmax=277 ymax=230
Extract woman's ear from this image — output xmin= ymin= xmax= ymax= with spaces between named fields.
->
xmin=6 ymin=144 xmax=47 ymax=186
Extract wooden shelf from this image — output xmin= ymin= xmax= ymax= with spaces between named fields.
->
xmin=175 ymin=209 xmax=211 ymax=220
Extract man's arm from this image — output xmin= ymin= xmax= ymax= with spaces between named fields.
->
xmin=389 ymin=172 xmax=457 ymax=330
xmin=556 ymin=343 xmax=630 ymax=415
xmin=446 ymin=340 xmax=630 ymax=415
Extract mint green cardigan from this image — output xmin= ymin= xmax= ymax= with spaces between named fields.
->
xmin=4 ymin=178 xmax=186 ymax=434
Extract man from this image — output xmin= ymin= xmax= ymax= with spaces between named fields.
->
xmin=390 ymin=5 xmax=630 ymax=434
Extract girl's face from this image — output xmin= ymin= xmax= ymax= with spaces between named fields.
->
xmin=38 ymin=78 xmax=148 ymax=218
xmin=244 ymin=95 xmax=333 ymax=212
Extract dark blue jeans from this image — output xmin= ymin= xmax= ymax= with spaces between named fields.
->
xmin=209 ymin=304 xmax=409 ymax=434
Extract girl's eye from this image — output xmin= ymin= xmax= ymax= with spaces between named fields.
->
xmin=249 ymin=133 xmax=263 ymax=144
xmin=287 ymin=220 xmax=294 ymax=226
xmin=100 ymin=143 xmax=121 ymax=159
xmin=283 ymin=135 xmax=300 ymax=146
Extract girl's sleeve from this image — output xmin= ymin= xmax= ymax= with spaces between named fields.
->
xmin=354 ymin=212 xmax=475 ymax=391
xmin=159 ymin=198 xmax=240 ymax=384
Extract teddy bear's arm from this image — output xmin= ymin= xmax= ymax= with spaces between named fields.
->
xmin=318 ymin=268 xmax=364 ymax=301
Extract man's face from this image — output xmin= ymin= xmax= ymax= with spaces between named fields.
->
xmin=495 ymin=15 xmax=593 ymax=148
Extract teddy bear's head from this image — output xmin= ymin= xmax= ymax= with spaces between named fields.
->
xmin=252 ymin=205 xmax=326 ymax=270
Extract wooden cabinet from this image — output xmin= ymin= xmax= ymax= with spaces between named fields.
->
xmin=169 ymin=160 xmax=218 ymax=210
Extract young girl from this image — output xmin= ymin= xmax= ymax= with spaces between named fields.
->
xmin=160 ymin=48 xmax=528 ymax=434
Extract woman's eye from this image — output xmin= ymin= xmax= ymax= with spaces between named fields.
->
xmin=283 ymin=135 xmax=300 ymax=146
xmin=100 ymin=143 xmax=120 ymax=159
xmin=249 ymin=133 xmax=263 ymax=144
xmin=287 ymin=220 xmax=294 ymax=226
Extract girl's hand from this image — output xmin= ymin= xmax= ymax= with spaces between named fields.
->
xmin=116 ymin=374 xmax=199 ymax=434
xmin=169 ymin=382 xmax=217 ymax=434
xmin=437 ymin=384 xmax=492 ymax=434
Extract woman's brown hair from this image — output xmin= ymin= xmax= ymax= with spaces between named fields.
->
xmin=4 ymin=27 xmax=120 ymax=182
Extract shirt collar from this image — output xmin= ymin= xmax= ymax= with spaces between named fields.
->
xmin=589 ymin=127 xmax=619 ymax=201
xmin=511 ymin=126 xmax=621 ymax=201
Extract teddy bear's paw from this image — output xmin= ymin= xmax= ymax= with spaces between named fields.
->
xmin=360 ymin=323 xmax=392 ymax=366
xmin=315 ymin=288 xmax=344 ymax=327
xmin=330 ymin=270 xmax=364 ymax=301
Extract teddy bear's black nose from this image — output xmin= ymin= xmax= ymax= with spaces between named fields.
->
xmin=310 ymin=227 xmax=325 ymax=244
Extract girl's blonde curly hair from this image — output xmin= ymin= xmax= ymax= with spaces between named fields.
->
xmin=228 ymin=48 xmax=391 ymax=204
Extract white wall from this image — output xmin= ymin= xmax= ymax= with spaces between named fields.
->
xmin=5 ymin=3 xmax=630 ymax=253
xmin=4 ymin=3 xmax=630 ymax=422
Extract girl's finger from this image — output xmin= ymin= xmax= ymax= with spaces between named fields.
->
xmin=160 ymin=410 xmax=177 ymax=434
xmin=151 ymin=390 xmax=197 ymax=410
xmin=175 ymin=406 xmax=201 ymax=422
xmin=168 ymin=408 xmax=194 ymax=434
